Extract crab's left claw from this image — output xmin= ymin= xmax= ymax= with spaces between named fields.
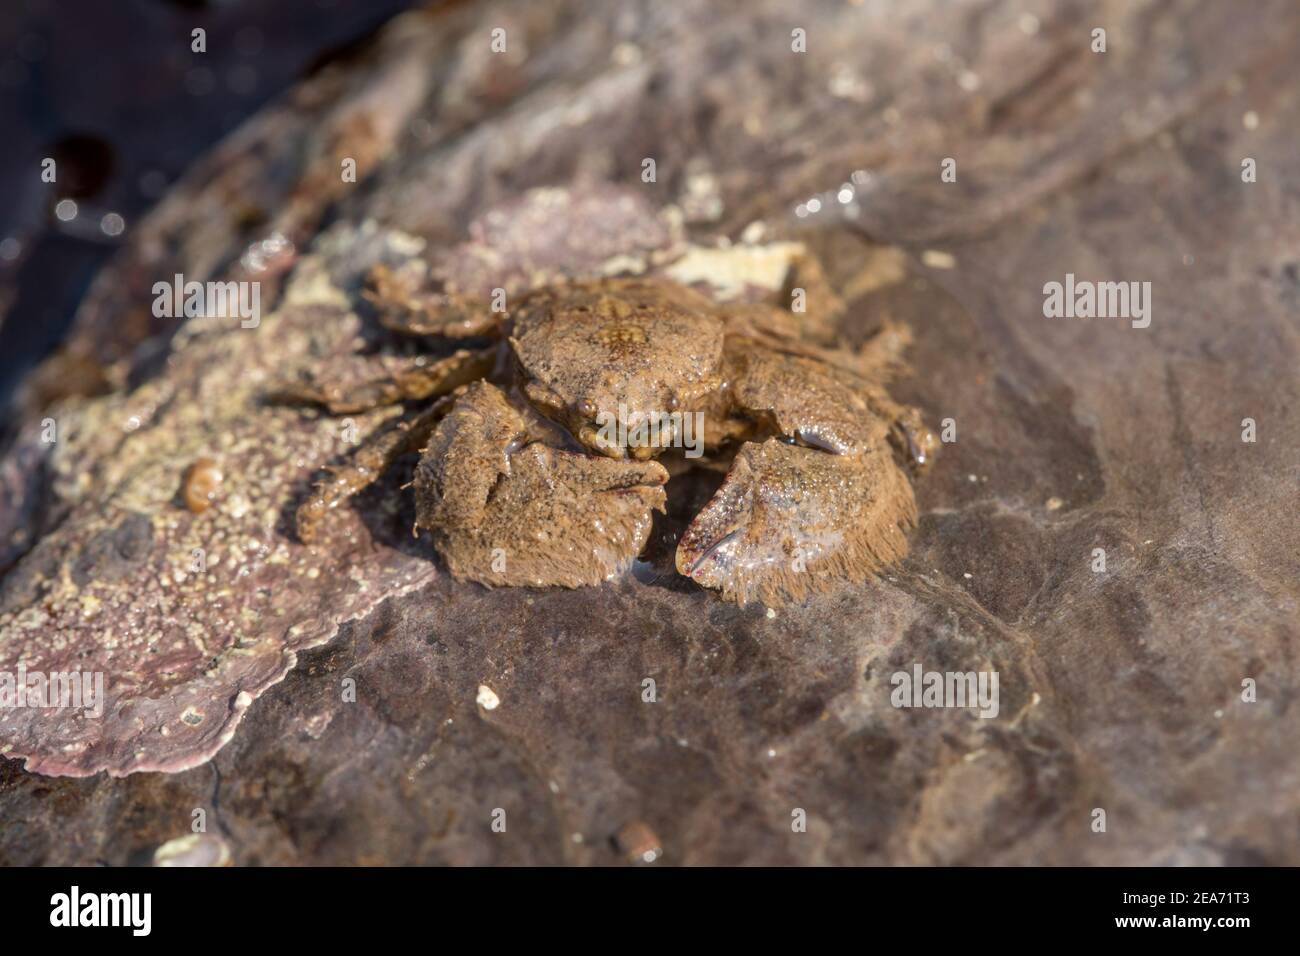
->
xmin=676 ymin=438 xmax=917 ymax=607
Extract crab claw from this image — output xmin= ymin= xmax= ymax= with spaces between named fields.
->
xmin=416 ymin=382 xmax=667 ymax=588
xmin=676 ymin=438 xmax=917 ymax=606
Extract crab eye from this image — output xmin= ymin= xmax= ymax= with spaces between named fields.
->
xmin=578 ymin=399 xmax=598 ymax=419
xmin=666 ymin=394 xmax=680 ymax=411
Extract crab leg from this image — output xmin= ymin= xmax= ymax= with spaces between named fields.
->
xmin=296 ymin=394 xmax=457 ymax=542
xmin=271 ymin=347 xmax=496 ymax=414
xmin=723 ymin=344 xmax=889 ymax=454
xmin=365 ymin=263 xmax=500 ymax=339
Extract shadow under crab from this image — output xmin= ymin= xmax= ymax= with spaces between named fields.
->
xmin=278 ymin=251 xmax=937 ymax=607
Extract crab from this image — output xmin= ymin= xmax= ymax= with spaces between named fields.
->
xmin=276 ymin=249 xmax=937 ymax=606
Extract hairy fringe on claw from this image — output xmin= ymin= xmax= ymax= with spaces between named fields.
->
xmin=433 ymin=506 xmax=660 ymax=590
xmin=721 ymin=461 xmax=919 ymax=608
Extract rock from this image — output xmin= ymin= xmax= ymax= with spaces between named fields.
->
xmin=0 ymin=0 xmax=1297 ymax=864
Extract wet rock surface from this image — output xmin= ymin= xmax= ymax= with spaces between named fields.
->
xmin=1 ymin=0 xmax=1298 ymax=863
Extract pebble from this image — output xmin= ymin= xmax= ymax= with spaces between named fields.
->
xmin=152 ymin=833 xmax=232 ymax=867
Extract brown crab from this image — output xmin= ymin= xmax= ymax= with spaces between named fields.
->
xmin=277 ymin=253 xmax=936 ymax=606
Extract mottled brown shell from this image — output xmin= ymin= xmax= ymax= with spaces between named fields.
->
xmin=508 ymin=278 xmax=725 ymax=448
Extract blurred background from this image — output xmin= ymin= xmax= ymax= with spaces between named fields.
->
xmin=0 ymin=0 xmax=423 ymax=411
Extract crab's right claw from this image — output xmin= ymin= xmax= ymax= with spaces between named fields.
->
xmin=416 ymin=382 xmax=668 ymax=588
xmin=676 ymin=438 xmax=917 ymax=607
